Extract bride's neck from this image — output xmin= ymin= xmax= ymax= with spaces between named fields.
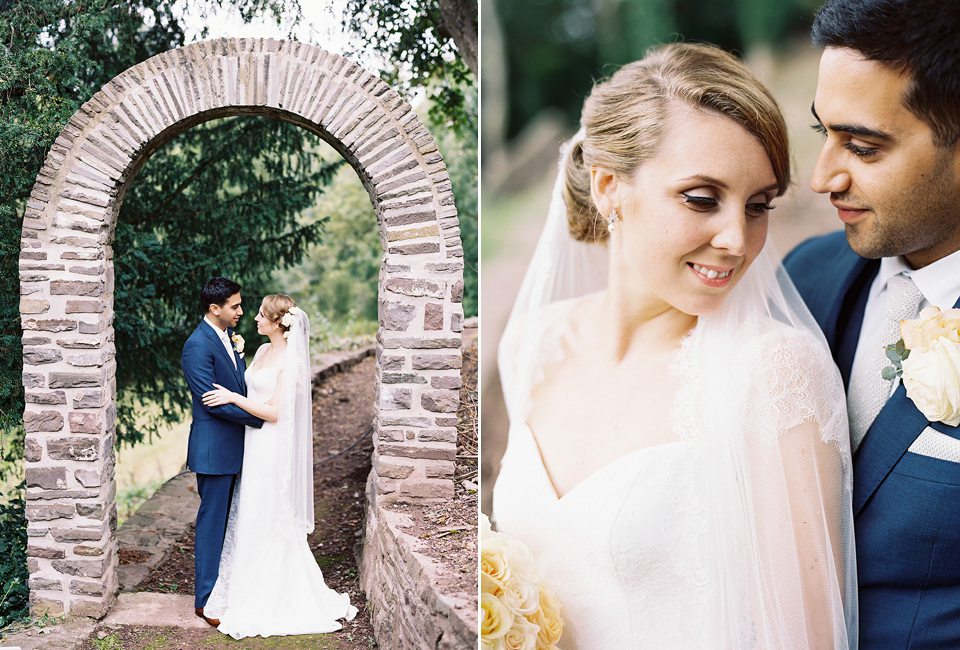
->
xmin=267 ymin=330 xmax=288 ymax=348
xmin=594 ymin=283 xmax=697 ymax=362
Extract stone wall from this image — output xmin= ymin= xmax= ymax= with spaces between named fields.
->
xmin=360 ymin=475 xmax=477 ymax=649
xmin=20 ymin=37 xmax=462 ymax=618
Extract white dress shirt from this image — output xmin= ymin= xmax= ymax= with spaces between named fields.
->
xmin=204 ymin=316 xmax=237 ymax=369
xmin=854 ymin=247 xmax=960 ymax=398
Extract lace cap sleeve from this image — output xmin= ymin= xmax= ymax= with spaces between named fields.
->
xmin=741 ymin=322 xmax=847 ymax=446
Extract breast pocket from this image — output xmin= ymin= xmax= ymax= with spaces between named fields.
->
xmin=898 ymin=426 xmax=960 ymax=487
xmin=885 ymin=447 xmax=960 ymax=587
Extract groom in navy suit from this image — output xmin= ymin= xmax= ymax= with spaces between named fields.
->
xmin=181 ymin=277 xmax=262 ymax=626
xmin=785 ymin=1 xmax=960 ymax=646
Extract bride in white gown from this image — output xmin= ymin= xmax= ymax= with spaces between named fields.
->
xmin=493 ymin=43 xmax=857 ymax=648
xmin=200 ymin=294 xmax=357 ymax=639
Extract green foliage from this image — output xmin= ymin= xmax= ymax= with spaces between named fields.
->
xmin=882 ymin=338 xmax=910 ymax=380
xmin=0 ymin=0 xmax=189 ymax=466
xmin=341 ymin=0 xmax=475 ymax=133
xmin=267 ymin=84 xmax=478 ymax=328
xmin=267 ymin=161 xmax=382 ymax=347
xmin=116 ymin=478 xmax=163 ymax=525
xmin=0 ymin=0 xmax=339 ymax=455
xmin=0 ymin=485 xmax=29 ymax=628
xmin=494 ymin=0 xmax=817 ymax=137
xmin=114 ymin=116 xmax=340 ymax=446
xmin=429 ymin=82 xmax=477 ymax=317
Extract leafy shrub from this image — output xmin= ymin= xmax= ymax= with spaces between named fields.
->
xmin=0 ymin=485 xmax=29 ymax=628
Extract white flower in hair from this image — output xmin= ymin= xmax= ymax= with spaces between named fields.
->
xmin=280 ymin=311 xmax=296 ymax=328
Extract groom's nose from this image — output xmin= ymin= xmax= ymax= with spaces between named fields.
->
xmin=810 ymin=143 xmax=851 ymax=195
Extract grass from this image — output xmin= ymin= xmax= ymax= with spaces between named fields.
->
xmin=116 ymin=478 xmax=165 ymax=527
xmin=92 ymin=635 xmax=126 ymax=650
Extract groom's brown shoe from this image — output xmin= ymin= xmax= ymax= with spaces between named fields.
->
xmin=195 ymin=608 xmax=220 ymax=626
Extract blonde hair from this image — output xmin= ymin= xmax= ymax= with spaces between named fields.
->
xmin=564 ymin=42 xmax=790 ymax=242
xmin=261 ymin=294 xmax=297 ymax=334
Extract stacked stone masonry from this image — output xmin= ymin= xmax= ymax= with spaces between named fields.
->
xmin=360 ymin=475 xmax=478 ymax=650
xmin=20 ymin=37 xmax=463 ymax=618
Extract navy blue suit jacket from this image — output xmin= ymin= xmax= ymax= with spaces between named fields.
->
xmin=181 ymin=322 xmax=262 ymax=475
xmin=786 ymin=231 xmax=960 ymax=648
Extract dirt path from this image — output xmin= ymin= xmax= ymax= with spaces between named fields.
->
xmin=77 ymin=358 xmax=380 ymax=649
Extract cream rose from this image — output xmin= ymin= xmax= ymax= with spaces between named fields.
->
xmin=482 ymin=592 xmax=514 ymax=641
xmin=901 ymin=306 xmax=960 ymax=352
xmin=503 ymin=616 xmax=539 ymax=650
xmin=482 ymin=545 xmax=511 ymax=585
xmin=499 ymin=575 xmax=540 ymax=618
xmin=901 ymin=337 xmax=960 ymax=426
xmin=532 ymin=584 xmax=563 ymax=648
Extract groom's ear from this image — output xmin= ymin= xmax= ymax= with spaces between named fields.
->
xmin=590 ymin=167 xmax=619 ymax=218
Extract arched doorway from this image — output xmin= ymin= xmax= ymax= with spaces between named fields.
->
xmin=19 ymin=37 xmax=463 ymax=617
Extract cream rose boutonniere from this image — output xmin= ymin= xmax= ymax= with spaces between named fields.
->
xmin=884 ymin=306 xmax=960 ymax=426
xmin=231 ymin=333 xmax=245 ymax=358
xmin=480 ymin=513 xmax=564 ymax=650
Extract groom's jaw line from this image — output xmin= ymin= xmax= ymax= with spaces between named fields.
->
xmin=688 ymin=262 xmax=734 ymax=286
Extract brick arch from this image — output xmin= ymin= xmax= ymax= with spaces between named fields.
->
xmin=19 ymin=37 xmax=463 ymax=618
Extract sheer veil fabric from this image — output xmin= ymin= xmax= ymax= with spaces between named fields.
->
xmin=278 ymin=307 xmax=316 ymax=536
xmin=494 ymin=136 xmax=858 ymax=648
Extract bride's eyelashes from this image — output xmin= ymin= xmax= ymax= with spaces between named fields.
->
xmin=681 ymin=192 xmax=717 ymax=211
xmin=746 ymin=201 xmax=776 ymax=218
xmin=681 ymin=192 xmax=776 ymax=217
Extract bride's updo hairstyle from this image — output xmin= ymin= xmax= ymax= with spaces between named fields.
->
xmin=262 ymin=293 xmax=297 ymax=335
xmin=564 ymin=42 xmax=790 ymax=242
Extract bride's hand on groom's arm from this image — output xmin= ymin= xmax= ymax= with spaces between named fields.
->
xmin=203 ymin=379 xmax=280 ymax=424
xmin=202 ymin=383 xmax=236 ymax=407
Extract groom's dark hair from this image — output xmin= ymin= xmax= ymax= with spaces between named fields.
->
xmin=200 ymin=277 xmax=242 ymax=313
xmin=812 ymin=0 xmax=960 ymax=147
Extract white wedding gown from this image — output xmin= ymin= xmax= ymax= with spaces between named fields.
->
xmin=203 ymin=361 xmax=357 ymax=639
xmin=494 ymin=301 xmax=857 ymax=649
xmin=496 ymin=426 xmax=709 ymax=648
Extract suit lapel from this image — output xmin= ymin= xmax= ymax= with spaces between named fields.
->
xmin=853 ymin=384 xmax=929 ymax=515
xmin=202 ymin=323 xmax=243 ymax=385
xmin=228 ymin=329 xmax=247 ymax=391
xmin=852 ymin=292 xmax=960 ymax=516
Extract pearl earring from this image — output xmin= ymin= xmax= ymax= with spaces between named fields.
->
xmin=607 ymin=208 xmax=620 ymax=234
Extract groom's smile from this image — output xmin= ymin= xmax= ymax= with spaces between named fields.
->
xmin=212 ymin=292 xmax=244 ymax=330
xmin=810 ymin=46 xmax=960 ymax=269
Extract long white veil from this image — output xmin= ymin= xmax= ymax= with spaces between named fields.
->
xmin=497 ymin=135 xmax=858 ymax=648
xmin=277 ymin=306 xmax=315 ymax=535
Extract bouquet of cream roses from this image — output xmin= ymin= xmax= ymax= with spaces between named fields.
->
xmin=481 ymin=513 xmax=563 ymax=650
xmin=886 ymin=306 xmax=960 ymax=426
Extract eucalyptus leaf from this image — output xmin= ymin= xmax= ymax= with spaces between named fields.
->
xmin=886 ymin=347 xmax=902 ymax=363
xmin=881 ymin=366 xmax=899 ymax=381
xmin=895 ymin=339 xmax=906 ymax=355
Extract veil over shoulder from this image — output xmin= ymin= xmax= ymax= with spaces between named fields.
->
xmin=494 ymin=134 xmax=858 ymax=648
xmin=276 ymin=306 xmax=314 ymax=535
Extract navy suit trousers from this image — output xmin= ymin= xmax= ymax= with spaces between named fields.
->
xmin=194 ymin=473 xmax=235 ymax=609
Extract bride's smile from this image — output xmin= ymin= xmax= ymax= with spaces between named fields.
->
xmin=594 ymin=101 xmax=779 ymax=319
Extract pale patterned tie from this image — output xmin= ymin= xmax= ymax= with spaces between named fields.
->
xmin=848 ymin=272 xmax=924 ymax=451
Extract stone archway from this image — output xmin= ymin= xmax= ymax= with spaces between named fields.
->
xmin=19 ymin=37 xmax=463 ymax=618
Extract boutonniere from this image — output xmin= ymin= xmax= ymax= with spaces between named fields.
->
xmin=230 ymin=333 xmax=245 ymax=358
xmin=883 ymin=306 xmax=960 ymax=426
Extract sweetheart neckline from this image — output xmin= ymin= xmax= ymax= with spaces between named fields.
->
xmin=519 ymin=422 xmax=689 ymax=502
